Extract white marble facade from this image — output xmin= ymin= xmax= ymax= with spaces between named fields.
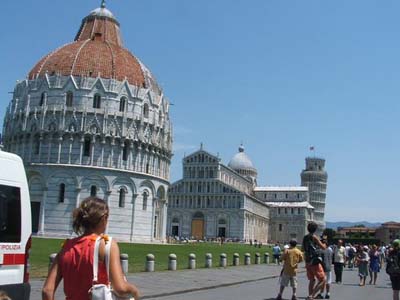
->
xmin=167 ymin=147 xmax=270 ymax=242
xmin=2 ymin=6 xmax=172 ymax=243
xmin=168 ymin=146 xmax=327 ymax=244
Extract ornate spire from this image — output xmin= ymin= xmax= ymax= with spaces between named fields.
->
xmin=101 ymin=0 xmax=106 ymax=8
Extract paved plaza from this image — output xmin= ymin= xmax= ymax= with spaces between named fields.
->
xmin=30 ymin=264 xmax=392 ymax=299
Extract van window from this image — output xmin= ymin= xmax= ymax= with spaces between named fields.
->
xmin=0 ymin=184 xmax=21 ymax=243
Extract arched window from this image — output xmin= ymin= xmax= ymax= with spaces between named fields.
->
xmin=143 ymin=103 xmax=149 ymax=118
xmin=122 ymin=140 xmax=129 ymax=161
xmin=40 ymin=92 xmax=46 ymax=106
xmin=84 ymin=137 xmax=91 ymax=157
xmin=93 ymin=94 xmax=101 ymax=109
xmin=119 ymin=188 xmax=126 ymax=208
xmin=119 ymin=97 xmax=127 ymax=112
xmin=59 ymin=183 xmax=65 ymax=203
xmin=142 ymin=191 xmax=148 ymax=210
xmin=66 ymin=91 xmax=73 ymax=107
xmin=90 ymin=185 xmax=97 ymax=197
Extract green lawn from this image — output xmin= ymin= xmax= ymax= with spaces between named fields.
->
xmin=30 ymin=237 xmax=273 ymax=278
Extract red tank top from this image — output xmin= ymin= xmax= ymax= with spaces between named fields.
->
xmin=59 ymin=234 xmax=108 ymax=300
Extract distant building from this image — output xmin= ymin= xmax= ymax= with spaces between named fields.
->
xmin=375 ymin=222 xmax=400 ymax=245
xmin=1 ymin=4 xmax=172 ymax=242
xmin=254 ymin=187 xmax=314 ymax=243
xmin=167 ymin=145 xmax=327 ymax=243
xmin=336 ymin=227 xmax=376 ymax=239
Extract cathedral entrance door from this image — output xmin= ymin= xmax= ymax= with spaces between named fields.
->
xmin=218 ymin=227 xmax=226 ymax=238
xmin=191 ymin=212 xmax=204 ymax=240
xmin=191 ymin=219 xmax=204 ymax=240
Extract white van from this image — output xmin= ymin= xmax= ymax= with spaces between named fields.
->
xmin=0 ymin=149 xmax=31 ymax=299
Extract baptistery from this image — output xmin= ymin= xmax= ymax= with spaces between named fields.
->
xmin=2 ymin=3 xmax=172 ymax=242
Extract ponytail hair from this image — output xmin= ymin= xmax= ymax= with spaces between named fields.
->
xmin=72 ymin=197 xmax=109 ymax=235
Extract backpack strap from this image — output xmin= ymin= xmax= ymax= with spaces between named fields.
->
xmin=92 ymin=235 xmax=113 ymax=283
xmin=92 ymin=236 xmax=102 ymax=283
xmin=104 ymin=236 xmax=113 ymax=281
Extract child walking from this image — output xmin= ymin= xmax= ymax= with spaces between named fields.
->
xmin=276 ymin=239 xmax=304 ymax=300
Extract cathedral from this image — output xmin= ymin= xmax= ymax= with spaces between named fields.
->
xmin=167 ymin=145 xmax=327 ymax=243
xmin=2 ymin=3 xmax=172 ymax=242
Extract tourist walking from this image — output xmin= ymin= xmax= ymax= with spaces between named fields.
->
xmin=368 ymin=244 xmax=381 ymax=285
xmin=333 ymin=239 xmax=346 ymax=284
xmin=42 ymin=197 xmax=140 ymax=300
xmin=347 ymin=243 xmax=356 ymax=269
xmin=356 ymin=245 xmax=370 ymax=286
xmin=315 ymin=240 xmax=333 ymax=299
xmin=302 ymin=222 xmax=326 ymax=300
xmin=275 ymin=239 xmax=304 ymax=300
xmin=386 ymin=240 xmax=400 ymax=300
xmin=273 ymin=243 xmax=282 ymax=265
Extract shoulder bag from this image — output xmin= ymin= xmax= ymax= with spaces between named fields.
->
xmin=89 ymin=236 xmax=134 ymax=300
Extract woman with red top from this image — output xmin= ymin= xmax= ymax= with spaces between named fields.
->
xmin=42 ymin=197 xmax=140 ymax=300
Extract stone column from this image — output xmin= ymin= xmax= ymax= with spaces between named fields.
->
xmin=47 ymin=135 xmax=52 ymax=163
xmin=75 ymin=187 xmax=82 ymax=208
xmin=119 ymin=140 xmax=124 ymax=169
xmin=161 ymin=200 xmax=168 ymax=241
xmin=109 ymin=138 xmax=115 ymax=167
xmin=90 ymin=136 xmax=95 ymax=165
xmin=79 ymin=136 xmax=84 ymax=165
xmin=100 ymin=138 xmax=105 ymax=167
xmin=104 ymin=190 xmax=112 ymax=234
xmin=130 ymin=193 xmax=138 ymax=242
xmin=38 ymin=134 xmax=43 ymax=162
xmin=128 ymin=142 xmax=134 ymax=170
xmin=38 ymin=187 xmax=48 ymax=235
xmin=68 ymin=136 xmax=73 ymax=164
xmin=57 ymin=136 xmax=63 ymax=163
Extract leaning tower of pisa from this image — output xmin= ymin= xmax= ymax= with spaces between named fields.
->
xmin=301 ymin=157 xmax=328 ymax=233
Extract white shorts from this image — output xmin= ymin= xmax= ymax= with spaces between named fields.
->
xmin=325 ymin=271 xmax=332 ymax=284
xmin=280 ymin=273 xmax=298 ymax=288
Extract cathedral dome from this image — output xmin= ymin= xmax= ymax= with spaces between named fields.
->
xmin=228 ymin=145 xmax=257 ymax=173
xmin=28 ymin=3 xmax=161 ymax=94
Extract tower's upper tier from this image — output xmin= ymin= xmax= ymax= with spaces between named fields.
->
xmin=28 ymin=5 xmax=160 ymax=93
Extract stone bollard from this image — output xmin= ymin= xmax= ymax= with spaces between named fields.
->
xmin=220 ymin=253 xmax=227 ymax=268
xmin=244 ymin=253 xmax=251 ymax=265
xmin=49 ymin=253 xmax=57 ymax=270
xmin=255 ymin=253 xmax=260 ymax=265
xmin=233 ymin=253 xmax=240 ymax=266
xmin=146 ymin=254 xmax=155 ymax=272
xmin=264 ymin=252 xmax=270 ymax=264
xmin=188 ymin=253 xmax=196 ymax=269
xmin=120 ymin=253 xmax=129 ymax=275
xmin=168 ymin=253 xmax=177 ymax=271
xmin=205 ymin=253 xmax=212 ymax=268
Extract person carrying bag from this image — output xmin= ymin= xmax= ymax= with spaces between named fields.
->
xmin=90 ymin=236 xmax=134 ymax=300
xmin=42 ymin=197 xmax=140 ymax=300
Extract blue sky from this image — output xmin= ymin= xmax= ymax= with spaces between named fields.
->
xmin=1 ymin=1 xmax=399 ymax=222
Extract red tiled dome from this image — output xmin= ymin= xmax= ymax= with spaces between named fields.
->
xmin=28 ymin=6 xmax=146 ymax=87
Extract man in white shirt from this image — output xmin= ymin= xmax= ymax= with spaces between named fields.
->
xmin=333 ymin=240 xmax=346 ymax=284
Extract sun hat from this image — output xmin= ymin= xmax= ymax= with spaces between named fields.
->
xmin=363 ymin=245 xmax=369 ymax=251
xmin=393 ymin=239 xmax=400 ymax=248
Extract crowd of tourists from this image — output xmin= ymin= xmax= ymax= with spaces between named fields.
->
xmin=275 ymin=221 xmax=400 ymax=300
